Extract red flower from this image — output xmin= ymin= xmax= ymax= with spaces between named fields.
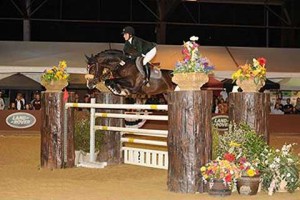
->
xmin=239 ymin=157 xmax=247 ymax=164
xmin=257 ymin=57 xmax=266 ymax=66
xmin=225 ymin=174 xmax=232 ymax=183
xmin=223 ymin=153 xmax=235 ymax=162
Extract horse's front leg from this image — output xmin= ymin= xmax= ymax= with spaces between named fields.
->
xmin=104 ymin=78 xmax=132 ymax=96
xmin=113 ymin=77 xmax=142 ymax=94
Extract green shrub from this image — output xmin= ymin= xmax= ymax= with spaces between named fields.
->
xmin=211 ymin=127 xmax=219 ymax=160
xmin=74 ymin=111 xmax=103 ymax=152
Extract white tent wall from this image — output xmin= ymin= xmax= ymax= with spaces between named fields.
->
xmin=0 ymin=41 xmax=300 ymax=90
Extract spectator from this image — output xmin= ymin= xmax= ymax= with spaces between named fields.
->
xmin=271 ymin=103 xmax=284 ymax=114
xmin=283 ymin=98 xmax=293 ymax=114
xmin=74 ymin=92 xmax=80 ymax=103
xmin=216 ymin=98 xmax=228 ymax=114
xmin=31 ymin=93 xmax=41 ymax=110
xmin=0 ymin=91 xmax=5 ymax=110
xmin=275 ymin=98 xmax=283 ymax=111
xmin=82 ymin=94 xmax=90 ymax=112
xmin=10 ymin=102 xmax=16 ymax=110
xmin=212 ymin=97 xmax=219 ymax=113
xmin=15 ymin=93 xmax=25 ymax=110
xmin=25 ymin=104 xmax=33 ymax=110
xmin=294 ymin=97 xmax=300 ymax=114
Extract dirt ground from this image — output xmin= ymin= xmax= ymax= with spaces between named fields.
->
xmin=0 ymin=133 xmax=299 ymax=200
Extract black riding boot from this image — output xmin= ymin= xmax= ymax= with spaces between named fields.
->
xmin=143 ymin=64 xmax=151 ymax=87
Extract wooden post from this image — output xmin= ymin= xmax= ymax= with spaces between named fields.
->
xmin=96 ymin=93 xmax=124 ymax=165
xmin=41 ymin=92 xmax=64 ymax=169
xmin=167 ymin=91 xmax=213 ymax=193
xmin=228 ymin=92 xmax=270 ymax=142
xmin=65 ymin=92 xmax=75 ymax=167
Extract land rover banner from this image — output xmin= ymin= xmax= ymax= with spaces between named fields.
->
xmin=211 ymin=115 xmax=229 ymax=131
xmin=6 ymin=112 xmax=36 ymax=129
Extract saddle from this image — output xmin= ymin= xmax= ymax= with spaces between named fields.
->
xmin=135 ymin=57 xmax=162 ymax=79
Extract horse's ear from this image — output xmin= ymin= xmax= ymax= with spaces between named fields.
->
xmin=85 ymin=54 xmax=90 ymax=61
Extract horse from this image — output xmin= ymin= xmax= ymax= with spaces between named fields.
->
xmin=84 ymin=49 xmax=175 ymax=97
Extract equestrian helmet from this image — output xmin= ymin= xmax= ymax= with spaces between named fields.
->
xmin=122 ymin=26 xmax=135 ymax=35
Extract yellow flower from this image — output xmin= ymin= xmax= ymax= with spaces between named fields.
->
xmin=46 ymin=69 xmax=53 ymax=74
xmin=229 ymin=141 xmax=241 ymax=147
xmin=41 ymin=60 xmax=69 ymax=82
xmin=246 ymin=169 xmax=256 ymax=177
xmin=200 ymin=166 xmax=206 ymax=172
xmin=59 ymin=60 xmax=67 ymax=69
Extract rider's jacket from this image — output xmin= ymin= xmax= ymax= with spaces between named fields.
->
xmin=123 ymin=36 xmax=156 ymax=59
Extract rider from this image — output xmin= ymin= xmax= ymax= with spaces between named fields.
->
xmin=122 ymin=26 xmax=157 ymax=87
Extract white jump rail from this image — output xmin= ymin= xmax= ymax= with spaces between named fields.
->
xmin=65 ymin=98 xmax=168 ymax=169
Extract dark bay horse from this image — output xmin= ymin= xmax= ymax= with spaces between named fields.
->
xmin=85 ymin=49 xmax=175 ymax=97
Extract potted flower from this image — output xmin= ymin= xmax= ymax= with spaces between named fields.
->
xmin=172 ymin=36 xmax=214 ymax=90
xmin=260 ymin=143 xmax=300 ymax=195
xmin=215 ymin=123 xmax=268 ymax=195
xmin=232 ymin=57 xmax=267 ymax=92
xmin=217 ymin=122 xmax=268 ymax=171
xmin=236 ymin=157 xmax=261 ymax=195
xmin=200 ymin=158 xmax=240 ymax=196
xmin=41 ymin=60 xmax=69 ymax=92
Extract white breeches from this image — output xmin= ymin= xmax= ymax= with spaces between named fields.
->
xmin=142 ymin=47 xmax=157 ymax=65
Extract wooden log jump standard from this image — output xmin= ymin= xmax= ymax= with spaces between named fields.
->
xmin=228 ymin=92 xmax=270 ymax=142
xmin=41 ymin=92 xmax=65 ymax=169
xmin=65 ymin=92 xmax=75 ymax=167
xmin=168 ymin=91 xmax=213 ymax=193
xmin=96 ymin=93 xmax=124 ymax=165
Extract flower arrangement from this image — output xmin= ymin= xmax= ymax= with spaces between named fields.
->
xmin=213 ymin=122 xmax=300 ymax=195
xmin=41 ymin=60 xmax=69 ymax=83
xmin=173 ymin=36 xmax=214 ymax=74
xmin=232 ymin=57 xmax=267 ymax=85
xmin=201 ymin=158 xmax=240 ymax=188
xmin=237 ymin=157 xmax=260 ymax=177
xmin=260 ymin=143 xmax=300 ymax=195
xmin=217 ymin=122 xmax=268 ymax=172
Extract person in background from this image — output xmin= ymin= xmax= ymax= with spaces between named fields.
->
xmin=15 ymin=93 xmax=25 ymax=110
xmin=31 ymin=93 xmax=41 ymax=110
xmin=25 ymin=104 xmax=33 ymax=110
xmin=122 ymin=26 xmax=157 ymax=87
xmin=271 ymin=103 xmax=284 ymax=114
xmin=275 ymin=98 xmax=283 ymax=111
xmin=0 ymin=91 xmax=5 ymax=110
xmin=10 ymin=102 xmax=16 ymax=110
xmin=81 ymin=94 xmax=90 ymax=112
xmin=216 ymin=97 xmax=228 ymax=114
xmin=294 ymin=97 xmax=300 ymax=114
xmin=74 ymin=92 xmax=80 ymax=103
xmin=283 ymin=98 xmax=293 ymax=114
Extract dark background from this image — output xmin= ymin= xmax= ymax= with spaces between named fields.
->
xmin=0 ymin=0 xmax=300 ymax=47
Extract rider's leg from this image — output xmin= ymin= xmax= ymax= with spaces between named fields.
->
xmin=142 ymin=47 xmax=157 ymax=86
xmin=143 ymin=64 xmax=151 ymax=87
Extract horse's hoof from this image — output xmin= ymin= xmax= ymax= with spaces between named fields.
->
xmin=146 ymin=83 xmax=150 ymax=87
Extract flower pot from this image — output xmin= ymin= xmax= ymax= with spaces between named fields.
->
xmin=172 ymin=72 xmax=209 ymax=91
xmin=208 ymin=179 xmax=232 ymax=196
xmin=41 ymin=79 xmax=68 ymax=92
xmin=237 ymin=175 xmax=260 ymax=195
xmin=236 ymin=79 xmax=265 ymax=92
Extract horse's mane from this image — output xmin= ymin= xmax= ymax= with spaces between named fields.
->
xmin=95 ymin=49 xmax=125 ymax=59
